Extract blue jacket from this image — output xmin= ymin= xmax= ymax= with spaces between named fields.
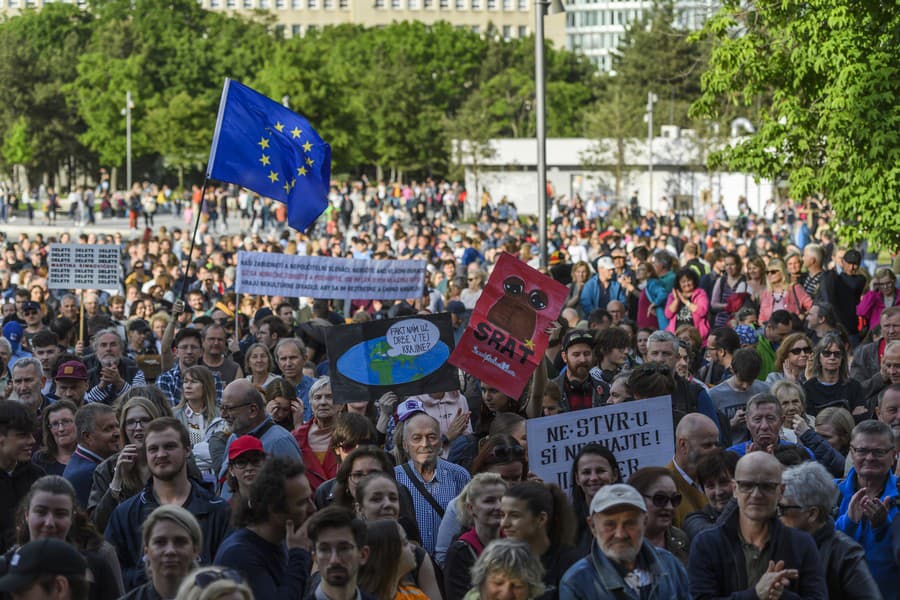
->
xmin=580 ymin=276 xmax=626 ymax=316
xmin=62 ymin=445 xmax=105 ymax=507
xmin=645 ymin=272 xmax=676 ymax=329
xmin=688 ymin=501 xmax=827 ymax=600
xmin=105 ymin=480 xmax=231 ymax=589
xmin=835 ymin=467 xmax=899 ymax=600
xmin=560 ymin=539 xmax=690 ymax=600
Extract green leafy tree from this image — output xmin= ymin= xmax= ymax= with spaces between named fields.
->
xmin=691 ymin=0 xmax=900 ymax=248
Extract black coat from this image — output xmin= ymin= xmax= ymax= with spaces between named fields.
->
xmin=812 ymin=518 xmax=881 ymax=600
xmin=0 ymin=461 xmax=44 ymax=552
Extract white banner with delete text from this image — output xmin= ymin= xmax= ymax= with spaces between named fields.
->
xmin=48 ymin=244 xmax=123 ymax=291
xmin=236 ymin=252 xmax=427 ymax=300
xmin=526 ymin=395 xmax=675 ymax=494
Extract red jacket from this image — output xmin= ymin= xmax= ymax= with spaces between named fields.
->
xmin=291 ymin=421 xmax=338 ymax=492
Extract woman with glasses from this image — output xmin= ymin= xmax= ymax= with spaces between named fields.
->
xmin=89 ymin=397 xmax=166 ymax=532
xmin=313 ymin=413 xmax=377 ymax=508
xmin=436 ymin=434 xmax=528 ymax=567
xmin=224 ymin=435 xmax=267 ymax=504
xmin=711 ymin=251 xmax=748 ymax=327
xmin=173 ymin=365 xmax=226 ymax=484
xmin=12 ymin=476 xmax=123 ymax=600
xmin=569 ymin=443 xmax=621 ymax=554
xmin=857 ymin=267 xmax=899 ymax=332
xmin=499 ymin=481 xmax=579 ymax=600
xmin=626 ymin=467 xmax=689 ymax=566
xmin=759 ymin=258 xmax=812 ymax=324
xmin=122 ymin=505 xmax=203 ymax=600
xmin=802 ymin=332 xmax=866 ymax=417
xmin=766 ymin=332 xmax=813 ymax=385
xmin=443 ymin=473 xmax=509 ymax=600
xmin=355 ymin=473 xmax=442 ymax=600
xmin=291 ymin=376 xmax=339 ymax=492
xmin=460 ymin=269 xmax=486 ymax=310
xmin=780 ymin=462 xmax=881 ymax=600
xmin=243 ymin=342 xmax=277 ymax=391
xmin=175 ymin=566 xmax=253 ymax=600
xmin=33 ymin=400 xmax=78 ymax=476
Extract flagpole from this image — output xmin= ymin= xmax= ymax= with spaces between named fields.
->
xmin=177 ymin=178 xmax=209 ymax=302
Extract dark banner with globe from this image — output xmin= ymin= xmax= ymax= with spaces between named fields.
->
xmin=325 ymin=313 xmax=460 ymax=402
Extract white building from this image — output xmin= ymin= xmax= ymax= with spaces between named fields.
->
xmin=456 ymin=128 xmax=777 ymax=217
xmin=564 ymin=0 xmax=718 ymax=70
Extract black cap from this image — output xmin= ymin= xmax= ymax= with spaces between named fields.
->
xmin=0 ymin=539 xmax=87 ymax=593
xmin=562 ymin=329 xmax=594 ymax=352
xmin=842 ymin=249 xmax=861 ymax=265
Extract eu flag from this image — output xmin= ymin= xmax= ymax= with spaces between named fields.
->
xmin=207 ymin=78 xmax=332 ymax=232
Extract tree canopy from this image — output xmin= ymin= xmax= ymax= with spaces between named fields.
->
xmin=690 ymin=0 xmax=900 ymax=248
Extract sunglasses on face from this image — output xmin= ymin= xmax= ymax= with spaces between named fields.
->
xmin=643 ymin=492 xmax=682 ymax=508
xmin=735 ymin=480 xmax=780 ymax=495
xmin=489 ymin=445 xmax=526 ymax=462
xmin=821 ymin=350 xmax=842 ymax=358
xmin=789 ymin=347 xmax=812 ymax=355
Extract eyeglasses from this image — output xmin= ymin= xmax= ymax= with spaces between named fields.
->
xmin=232 ymin=456 xmax=265 ymax=469
xmin=643 ymin=492 xmax=682 ymax=508
xmin=220 ymin=402 xmax=252 ymax=414
xmin=735 ymin=480 xmax=781 ymax=495
xmin=49 ymin=418 xmax=75 ymax=430
xmin=489 ymin=445 xmax=526 ymax=462
xmin=766 ymin=270 xmax=780 ymax=275
xmin=124 ymin=417 xmax=152 ymax=429
xmin=194 ymin=568 xmax=245 ymax=589
xmin=850 ymin=445 xmax=892 ymax=458
xmin=349 ymin=468 xmax=382 ymax=482
xmin=789 ymin=347 xmax=812 ymax=355
xmin=873 ymin=282 xmax=894 ymax=288
xmin=314 ymin=542 xmax=357 ymax=558
xmin=820 ymin=350 xmax=843 ymax=358
xmin=612 ymin=255 xmax=626 ymax=260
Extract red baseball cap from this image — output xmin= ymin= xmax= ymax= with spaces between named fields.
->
xmin=54 ymin=360 xmax=88 ymax=381
xmin=228 ymin=435 xmax=266 ymax=461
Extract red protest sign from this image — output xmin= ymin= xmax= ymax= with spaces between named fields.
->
xmin=449 ymin=252 xmax=568 ymax=399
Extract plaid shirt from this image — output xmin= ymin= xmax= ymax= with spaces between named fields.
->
xmin=157 ymin=363 xmax=223 ymax=407
xmin=394 ymin=459 xmax=470 ymax=556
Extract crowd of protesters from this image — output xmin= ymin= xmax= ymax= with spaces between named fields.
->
xmin=0 ymin=179 xmax=898 ymax=600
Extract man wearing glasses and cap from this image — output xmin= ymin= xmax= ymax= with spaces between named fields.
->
xmin=688 ymin=452 xmax=826 ymax=599
xmin=559 ymin=484 xmax=689 ymax=599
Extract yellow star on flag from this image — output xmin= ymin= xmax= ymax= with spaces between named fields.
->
xmin=283 ymin=182 xmax=291 ymax=193
xmin=259 ymin=154 xmax=270 ymax=166
xmin=290 ymin=178 xmax=296 ymax=189
xmin=257 ymin=137 xmax=270 ymax=149
xmin=306 ymin=157 xmax=314 ymax=166
xmin=302 ymin=141 xmax=312 ymax=152
xmin=291 ymin=127 xmax=302 ymax=138
xmin=268 ymin=170 xmax=279 ymax=183
xmin=274 ymin=122 xmax=285 ymax=133
xmin=297 ymin=166 xmax=308 ymax=176
xmin=524 ymin=338 xmax=535 ymax=350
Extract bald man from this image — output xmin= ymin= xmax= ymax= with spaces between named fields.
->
xmin=606 ymin=300 xmax=627 ymax=324
xmin=689 ymin=452 xmax=827 ymax=599
xmin=667 ymin=412 xmax=720 ymax=526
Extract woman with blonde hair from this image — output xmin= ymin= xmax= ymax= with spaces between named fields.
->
xmin=243 ymin=342 xmax=277 ymax=391
xmin=175 ymin=566 xmax=253 ymax=600
xmin=766 ymin=332 xmax=813 ymax=384
xmin=774 ymin=380 xmax=846 ymax=477
xmin=744 ymin=255 xmax=767 ymax=302
xmin=173 ymin=365 xmax=226 ymax=482
xmin=758 ymin=258 xmax=812 ymax=323
xmin=857 ymin=267 xmax=899 ymax=331
xmin=564 ymin=261 xmax=592 ymax=317
xmin=464 ymin=539 xmax=545 ymax=600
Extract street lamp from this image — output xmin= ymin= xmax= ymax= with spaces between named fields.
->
xmin=121 ymin=91 xmax=134 ymax=191
xmin=535 ymin=0 xmax=564 ymax=269
xmin=645 ymin=91 xmax=657 ymax=212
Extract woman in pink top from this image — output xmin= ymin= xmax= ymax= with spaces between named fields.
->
xmin=664 ymin=267 xmax=710 ymax=343
xmin=857 ymin=267 xmax=899 ymax=330
xmin=758 ymin=258 xmax=812 ymax=324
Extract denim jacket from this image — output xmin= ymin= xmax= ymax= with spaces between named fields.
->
xmin=559 ymin=539 xmax=690 ymax=600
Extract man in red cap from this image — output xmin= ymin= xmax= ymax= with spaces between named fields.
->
xmin=54 ymin=360 xmax=89 ymax=408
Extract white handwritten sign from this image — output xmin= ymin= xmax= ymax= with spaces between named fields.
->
xmin=48 ymin=244 xmax=122 ymax=291
xmin=235 ymin=252 xmax=426 ymax=300
xmin=526 ymin=396 xmax=675 ymax=494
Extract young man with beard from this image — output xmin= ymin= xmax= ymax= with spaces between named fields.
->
xmin=215 ymin=457 xmax=316 ymax=599
xmin=666 ymin=413 xmax=720 ymax=527
xmin=553 ymin=330 xmax=607 ymax=412
xmin=105 ymin=418 xmax=230 ymax=589
xmin=559 ymin=484 xmax=690 ymax=599
xmin=306 ymin=507 xmax=375 ymax=600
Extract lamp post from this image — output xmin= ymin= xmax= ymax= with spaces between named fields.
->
xmin=535 ymin=0 xmax=564 ymax=269
xmin=122 ymin=91 xmax=134 ymax=191
xmin=646 ymin=91 xmax=657 ymax=213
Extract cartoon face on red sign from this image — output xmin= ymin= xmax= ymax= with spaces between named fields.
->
xmin=450 ymin=253 xmax=568 ymax=399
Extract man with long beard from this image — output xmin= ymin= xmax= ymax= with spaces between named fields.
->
xmin=553 ymin=330 xmax=608 ymax=412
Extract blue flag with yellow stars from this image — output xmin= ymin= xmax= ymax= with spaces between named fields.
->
xmin=207 ymin=78 xmax=331 ymax=232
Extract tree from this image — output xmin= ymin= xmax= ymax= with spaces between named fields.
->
xmin=691 ymin=0 xmax=900 ymax=248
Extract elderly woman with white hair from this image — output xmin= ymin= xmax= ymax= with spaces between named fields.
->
xmin=780 ymin=462 xmax=881 ymax=600
xmin=291 ymin=376 xmax=339 ymax=493
xmin=464 ymin=539 xmax=546 ymax=600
